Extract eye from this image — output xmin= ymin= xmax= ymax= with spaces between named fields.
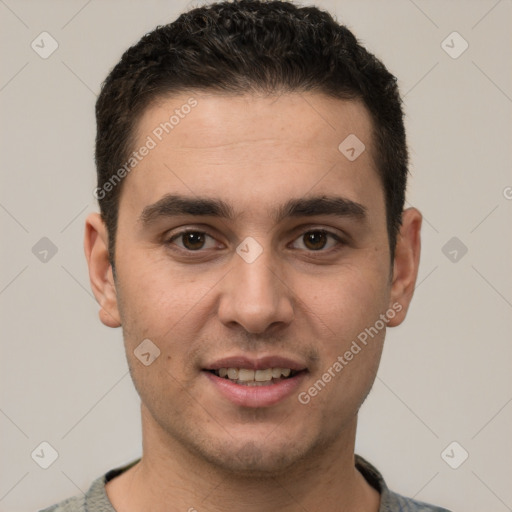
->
xmin=168 ymin=231 xmax=218 ymax=251
xmin=290 ymin=230 xmax=341 ymax=251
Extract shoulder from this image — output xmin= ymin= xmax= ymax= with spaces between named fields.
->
xmin=355 ymin=455 xmax=452 ymax=512
xmin=37 ymin=473 xmax=109 ymax=512
xmin=37 ymin=459 xmax=140 ymax=512
xmin=385 ymin=489 xmax=453 ymax=511
xmin=38 ymin=494 xmax=85 ymax=512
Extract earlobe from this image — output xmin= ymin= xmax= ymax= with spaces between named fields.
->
xmin=84 ymin=213 xmax=122 ymax=328
xmin=387 ymin=207 xmax=422 ymax=327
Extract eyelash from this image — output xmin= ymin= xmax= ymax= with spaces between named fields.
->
xmin=165 ymin=228 xmax=345 ymax=254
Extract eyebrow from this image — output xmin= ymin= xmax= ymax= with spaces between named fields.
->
xmin=139 ymin=194 xmax=235 ymax=225
xmin=139 ymin=194 xmax=367 ymax=226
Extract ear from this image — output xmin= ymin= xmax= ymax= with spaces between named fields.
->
xmin=387 ymin=207 xmax=422 ymax=327
xmin=84 ymin=213 xmax=121 ymax=328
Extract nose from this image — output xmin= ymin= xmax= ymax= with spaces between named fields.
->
xmin=217 ymin=248 xmax=294 ymax=335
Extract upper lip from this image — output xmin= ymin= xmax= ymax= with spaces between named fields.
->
xmin=203 ymin=355 xmax=307 ymax=372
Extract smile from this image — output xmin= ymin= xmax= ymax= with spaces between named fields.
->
xmin=209 ymin=367 xmax=299 ymax=386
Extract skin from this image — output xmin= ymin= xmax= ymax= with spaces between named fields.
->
xmin=85 ymin=92 xmax=422 ymax=512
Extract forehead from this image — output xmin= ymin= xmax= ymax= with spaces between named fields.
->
xmin=137 ymin=92 xmax=374 ymax=159
xmin=121 ymin=92 xmax=382 ymax=219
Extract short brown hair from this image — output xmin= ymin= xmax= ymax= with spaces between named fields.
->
xmin=95 ymin=0 xmax=408 ymax=262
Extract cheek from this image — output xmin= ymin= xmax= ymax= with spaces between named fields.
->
xmin=115 ymin=257 xmax=221 ymax=388
xmin=115 ymin=255 xmax=214 ymax=338
xmin=301 ymin=260 xmax=391 ymax=342
xmin=296 ymin=261 xmax=389 ymax=404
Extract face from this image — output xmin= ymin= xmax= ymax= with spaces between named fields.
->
xmin=86 ymin=92 xmax=420 ymax=476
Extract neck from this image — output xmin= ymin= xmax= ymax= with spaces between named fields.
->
xmin=106 ymin=406 xmax=380 ymax=512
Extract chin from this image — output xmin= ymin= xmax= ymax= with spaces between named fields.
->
xmin=201 ymin=440 xmax=305 ymax=477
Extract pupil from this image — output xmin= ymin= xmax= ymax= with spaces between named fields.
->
xmin=183 ymin=232 xmax=205 ymax=250
xmin=304 ymin=231 xmax=327 ymax=250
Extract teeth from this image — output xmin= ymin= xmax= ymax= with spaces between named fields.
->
xmin=238 ymin=369 xmax=255 ymax=382
xmin=271 ymin=368 xmax=282 ymax=378
xmin=255 ymin=369 xmax=272 ymax=382
xmin=214 ymin=367 xmax=295 ymax=382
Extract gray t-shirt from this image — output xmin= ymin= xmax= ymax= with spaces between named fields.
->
xmin=39 ymin=455 xmax=451 ymax=511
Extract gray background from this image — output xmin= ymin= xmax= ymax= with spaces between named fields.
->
xmin=1 ymin=1 xmax=511 ymax=511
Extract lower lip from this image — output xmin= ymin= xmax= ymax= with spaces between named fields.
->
xmin=203 ymin=371 xmax=306 ymax=408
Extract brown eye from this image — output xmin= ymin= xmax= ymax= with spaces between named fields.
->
xmin=169 ymin=231 xmax=219 ymax=251
xmin=290 ymin=230 xmax=341 ymax=252
xmin=181 ymin=232 xmax=206 ymax=250
xmin=303 ymin=231 xmax=328 ymax=250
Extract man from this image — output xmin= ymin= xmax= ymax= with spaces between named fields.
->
xmin=41 ymin=1 xmax=451 ymax=510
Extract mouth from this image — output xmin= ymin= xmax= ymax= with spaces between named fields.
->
xmin=202 ymin=356 xmax=308 ymax=407
xmin=206 ymin=367 xmax=303 ymax=386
